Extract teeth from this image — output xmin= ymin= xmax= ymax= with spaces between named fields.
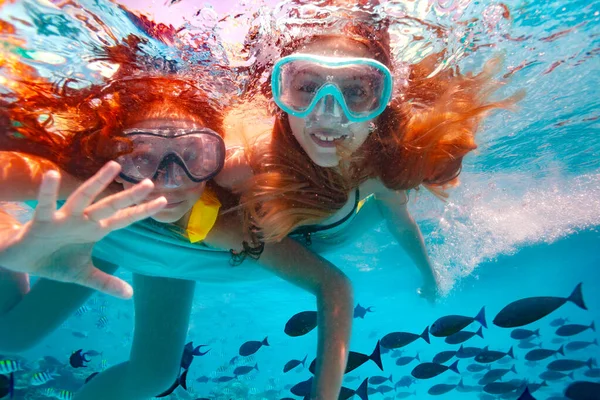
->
xmin=314 ymin=133 xmax=346 ymax=142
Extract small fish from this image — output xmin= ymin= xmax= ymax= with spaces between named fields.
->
xmin=456 ymin=345 xmax=484 ymax=359
xmin=433 ymin=351 xmax=456 ymax=364
xmin=550 ymin=317 xmax=569 ymax=327
xmin=96 ymin=316 xmax=109 ymax=329
xmin=518 ymin=341 xmax=543 ymax=349
xmin=31 ymin=370 xmax=58 ymax=385
xmin=539 ymin=370 xmax=574 ymax=381
xmin=344 ymin=375 xmax=361 ymax=382
xmin=0 ymin=360 xmax=22 ymax=374
xmin=239 ymin=337 xmax=269 ymax=356
xmin=100 ymin=359 xmax=108 ymax=370
xmin=483 ymin=381 xmax=521 ymax=395
xmin=551 ymin=337 xmax=567 ymax=344
xmin=195 ymin=375 xmax=210 ymax=383
xmin=390 ymin=349 xmax=404 ymax=358
xmin=474 ymin=346 xmax=514 ymax=363
xmin=478 ymin=365 xmax=517 ymax=385
xmin=428 ymin=379 xmax=462 ymax=396
xmin=283 ymin=355 xmax=307 ymax=373
xmin=284 ymin=311 xmax=317 ymax=337
xmin=292 ymin=377 xmax=368 ymax=400
xmin=525 ymin=346 xmax=564 ymax=361
xmin=511 ymin=328 xmax=540 ymax=340
xmin=353 ymin=303 xmax=374 ymax=319
xmin=565 ymin=381 xmax=600 ymax=400
xmin=71 ymin=331 xmax=88 ymax=339
xmin=565 ymin=339 xmax=599 ymax=352
xmin=411 ymin=360 xmax=459 ymax=379
xmin=212 ymin=375 xmax=235 ymax=383
xmin=381 ymin=326 xmax=430 ymax=349
xmin=526 ymin=381 xmax=548 ymax=393
xmin=395 ymin=391 xmax=416 ymax=398
xmin=55 ymin=389 xmax=74 ymax=400
xmin=69 ymin=349 xmax=90 ymax=368
xmin=0 ymin=373 xmax=14 ymax=399
xmin=396 ymin=353 xmax=420 ymax=366
xmin=431 ymin=307 xmax=487 ymax=337
xmin=546 ymin=358 xmax=595 ymax=372
xmin=83 ymin=350 xmax=102 ymax=357
xmin=445 ymin=326 xmax=484 ymax=345
xmin=394 ymin=375 xmax=416 ymax=389
xmin=310 ymin=341 xmax=383 ymax=374
xmin=84 ymin=372 xmax=99 ymax=384
xmin=374 ymin=384 xmax=393 ymax=394
xmin=74 ymin=305 xmax=91 ymax=317
xmin=228 ymin=356 xmax=239 ymax=366
xmin=233 ymin=363 xmax=258 ymax=376
xmin=368 ymin=374 xmax=392 ymax=385
xmin=493 ymin=283 xmax=587 ymax=328
xmin=181 ymin=342 xmax=210 ymax=370
xmin=467 ymin=363 xmax=491 ymax=372
xmin=556 ymin=321 xmax=595 ymax=337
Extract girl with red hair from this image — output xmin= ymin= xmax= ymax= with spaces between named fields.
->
xmin=0 ymin=21 xmax=353 ymax=400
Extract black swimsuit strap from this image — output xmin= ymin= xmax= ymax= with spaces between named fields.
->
xmin=291 ymin=188 xmax=360 ymax=236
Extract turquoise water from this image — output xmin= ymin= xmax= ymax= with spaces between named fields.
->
xmin=1 ymin=0 xmax=600 ymax=399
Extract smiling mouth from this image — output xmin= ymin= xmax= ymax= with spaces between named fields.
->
xmin=165 ymin=200 xmax=184 ymax=209
xmin=309 ymin=131 xmax=349 ymax=148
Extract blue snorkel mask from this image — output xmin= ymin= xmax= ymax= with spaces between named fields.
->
xmin=271 ymin=54 xmax=393 ymax=124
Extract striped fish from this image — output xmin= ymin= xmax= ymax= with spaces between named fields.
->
xmin=100 ymin=359 xmax=108 ymax=370
xmin=31 ymin=370 xmax=57 ymax=386
xmin=96 ymin=316 xmax=109 ymax=329
xmin=0 ymin=359 xmax=22 ymax=373
xmin=41 ymin=388 xmax=55 ymax=397
xmin=55 ymin=389 xmax=73 ymax=400
xmin=74 ymin=305 xmax=91 ymax=317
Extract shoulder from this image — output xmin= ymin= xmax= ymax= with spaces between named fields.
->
xmin=360 ymin=179 xmax=408 ymax=204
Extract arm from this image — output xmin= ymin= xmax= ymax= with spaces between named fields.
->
xmin=205 ymin=214 xmax=353 ymax=400
xmin=374 ymin=186 xmax=440 ymax=302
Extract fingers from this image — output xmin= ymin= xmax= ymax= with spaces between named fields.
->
xmin=33 ymin=171 xmax=60 ymax=222
xmin=62 ymin=161 xmax=121 ymax=216
xmin=101 ymin=196 xmax=168 ymax=231
xmin=70 ymin=265 xmax=133 ymax=299
xmin=84 ymin=179 xmax=155 ymax=222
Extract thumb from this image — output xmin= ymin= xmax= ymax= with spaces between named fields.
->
xmin=70 ymin=264 xmax=133 ymax=299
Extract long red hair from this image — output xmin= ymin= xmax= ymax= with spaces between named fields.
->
xmin=0 ymin=32 xmax=224 ymax=181
xmin=238 ymin=1 xmax=522 ymax=242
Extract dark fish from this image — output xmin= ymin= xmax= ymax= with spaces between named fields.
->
xmin=71 ymin=331 xmax=88 ymax=339
xmin=0 ymin=373 xmax=14 ymax=399
xmin=353 ymin=304 xmax=374 ymax=319
xmin=381 ymin=327 xmax=430 ymax=349
xmin=518 ymin=341 xmax=542 ymax=349
xmin=310 ymin=341 xmax=383 ymax=374
xmin=497 ymin=357 xmax=514 ymax=365
xmin=395 ymin=375 xmax=416 ymax=388
xmin=493 ymin=283 xmax=587 ymax=328
xmin=511 ymin=328 xmax=540 ymax=340
xmin=411 ymin=360 xmax=459 ymax=379
xmin=181 ymin=342 xmax=210 ymax=370
xmin=552 ymin=338 xmax=567 ymax=344
xmin=155 ymin=370 xmax=188 ymax=398
xmin=292 ymin=377 xmax=368 ymax=400
xmin=539 ymin=370 xmax=574 ymax=381
xmin=526 ymin=381 xmax=549 ymax=393
xmin=283 ymin=355 xmax=307 ymax=373
xmin=456 ymin=345 xmax=484 ymax=359
xmin=517 ymin=387 xmax=537 ymax=400
xmin=368 ymin=374 xmax=392 ymax=385
xmin=483 ymin=381 xmax=521 ymax=395
xmin=84 ymin=372 xmax=99 ymax=384
xmin=525 ymin=346 xmax=564 ymax=361
xmin=478 ymin=365 xmax=517 ymax=385
xmin=566 ymin=339 xmax=599 ymax=352
xmin=69 ymin=349 xmax=90 ymax=368
xmin=547 ymin=358 xmax=595 ymax=372
xmin=433 ymin=351 xmax=456 ymax=364
xmin=583 ymin=368 xmax=600 ymax=378
xmin=374 ymin=384 xmax=393 ymax=394
xmin=428 ymin=379 xmax=462 ymax=396
xmin=550 ymin=317 xmax=569 ymax=327
xmin=467 ymin=363 xmax=491 ymax=372
xmin=395 ymin=353 xmax=420 ymax=366
xmin=285 ymin=311 xmax=317 ymax=337
xmin=431 ymin=307 xmax=487 ymax=337
xmin=445 ymin=326 xmax=484 ymax=345
xmin=474 ymin=346 xmax=514 ymax=363
xmin=233 ymin=363 xmax=258 ymax=376
xmin=239 ymin=337 xmax=269 ymax=356
xmin=556 ymin=322 xmax=595 ymax=337
xmin=228 ymin=356 xmax=239 ymax=366
xmin=195 ymin=376 xmax=209 ymax=383
xmin=564 ymin=381 xmax=600 ymax=400
xmin=390 ymin=349 xmax=405 ymax=358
